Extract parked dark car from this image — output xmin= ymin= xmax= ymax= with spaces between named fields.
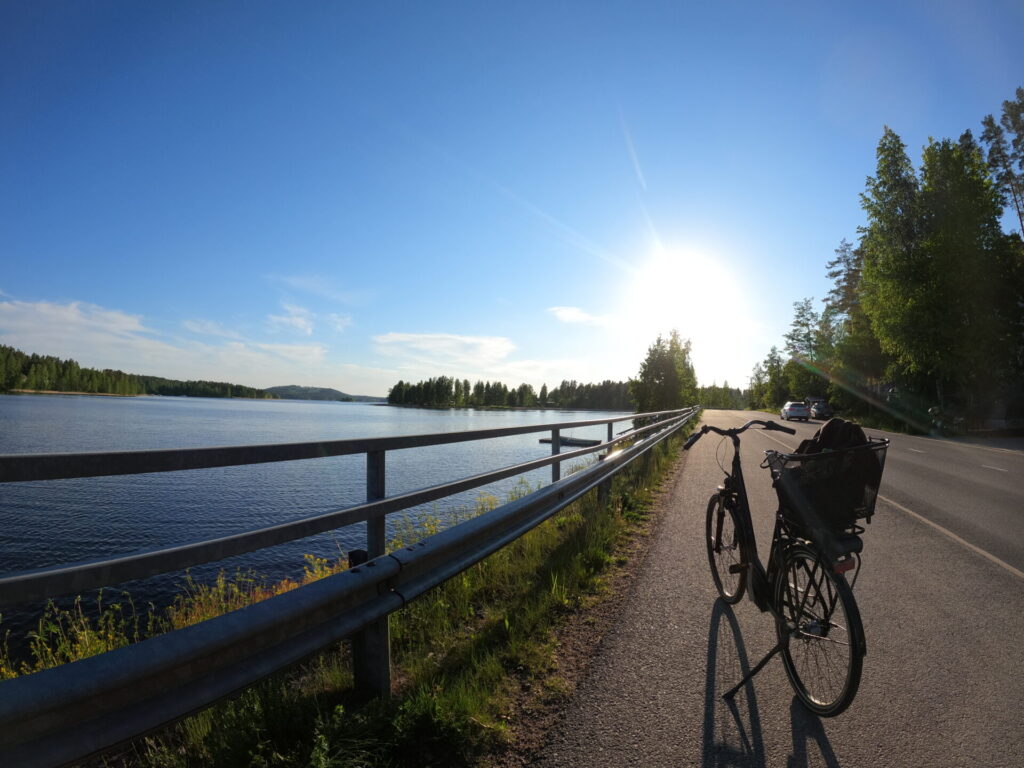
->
xmin=810 ymin=401 xmax=833 ymax=419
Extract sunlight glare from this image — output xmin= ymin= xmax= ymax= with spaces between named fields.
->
xmin=613 ymin=246 xmax=757 ymax=387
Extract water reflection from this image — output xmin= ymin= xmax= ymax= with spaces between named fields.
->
xmin=0 ymin=396 xmax=628 ymax=655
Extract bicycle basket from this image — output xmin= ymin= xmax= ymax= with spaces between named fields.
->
xmin=767 ymin=438 xmax=889 ymax=531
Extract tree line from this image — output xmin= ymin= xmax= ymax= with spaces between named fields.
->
xmin=749 ymin=88 xmax=1024 ymax=427
xmin=387 ymin=376 xmax=633 ymax=410
xmin=697 ymin=382 xmax=745 ymax=410
xmin=388 ymin=330 xmax=707 ymax=414
xmin=0 ymin=344 xmax=275 ymax=399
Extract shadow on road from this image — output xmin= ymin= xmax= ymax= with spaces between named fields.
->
xmin=701 ymin=598 xmax=765 ymax=768
xmin=787 ymin=696 xmax=841 ymax=768
xmin=701 ymin=599 xmax=842 ymax=768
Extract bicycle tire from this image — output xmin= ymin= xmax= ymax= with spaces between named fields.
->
xmin=705 ymin=493 xmax=746 ymax=603
xmin=773 ymin=544 xmax=865 ymax=716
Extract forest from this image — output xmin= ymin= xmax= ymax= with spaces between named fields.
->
xmin=0 ymin=344 xmax=275 ymax=399
xmin=748 ymin=88 xmax=1024 ymax=430
xmin=387 ymin=376 xmax=633 ymax=410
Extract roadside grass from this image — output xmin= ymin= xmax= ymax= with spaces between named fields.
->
xmin=0 ymin=433 xmax=685 ymax=767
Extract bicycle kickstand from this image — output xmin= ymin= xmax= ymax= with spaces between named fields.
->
xmin=722 ymin=631 xmax=791 ymax=700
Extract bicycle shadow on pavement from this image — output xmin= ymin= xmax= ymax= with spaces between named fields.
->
xmin=701 ymin=599 xmax=843 ymax=768
xmin=786 ymin=696 xmax=841 ymax=768
xmin=701 ymin=598 xmax=766 ymax=768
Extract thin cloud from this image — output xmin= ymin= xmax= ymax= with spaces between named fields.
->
xmin=374 ymin=332 xmax=515 ymax=369
xmin=272 ymin=274 xmax=370 ymax=305
xmin=377 ymin=118 xmax=634 ymax=274
xmin=548 ymin=306 xmax=614 ymax=327
xmin=267 ymin=303 xmax=314 ymax=336
xmin=371 ymin=332 xmax=607 ymax=391
xmin=327 ymin=313 xmax=353 ymax=333
xmin=183 ymin=319 xmax=243 ymax=339
xmin=619 ymin=109 xmax=648 ymax=192
xmin=255 ymin=342 xmax=327 ymax=365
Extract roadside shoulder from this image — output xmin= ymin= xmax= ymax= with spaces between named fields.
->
xmin=485 ymin=451 xmax=689 ymax=767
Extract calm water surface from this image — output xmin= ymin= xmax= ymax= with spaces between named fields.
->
xmin=0 ymin=394 xmax=628 ymax=644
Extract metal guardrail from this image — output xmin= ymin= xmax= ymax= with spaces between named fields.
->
xmin=0 ymin=406 xmax=699 ymax=768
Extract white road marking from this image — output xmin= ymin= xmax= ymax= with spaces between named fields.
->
xmin=907 ymin=448 xmax=925 ymax=453
xmin=981 ymin=465 xmax=1008 ymax=472
xmin=900 ymin=434 xmax=1024 ymax=458
xmin=758 ymin=430 xmax=794 ymax=451
xmin=878 ymin=494 xmax=1024 ymax=580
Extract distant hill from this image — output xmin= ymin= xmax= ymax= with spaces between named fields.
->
xmin=265 ymin=385 xmax=385 ymax=402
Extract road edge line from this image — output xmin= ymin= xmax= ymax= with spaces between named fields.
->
xmin=878 ymin=494 xmax=1024 ymax=580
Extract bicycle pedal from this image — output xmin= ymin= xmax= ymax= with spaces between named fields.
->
xmin=728 ymin=564 xmax=744 ymax=574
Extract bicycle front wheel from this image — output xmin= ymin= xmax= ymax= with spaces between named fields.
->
xmin=774 ymin=544 xmax=865 ymax=717
xmin=706 ymin=493 xmax=746 ymax=603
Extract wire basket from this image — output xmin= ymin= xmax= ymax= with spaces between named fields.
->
xmin=767 ymin=438 xmax=889 ymax=532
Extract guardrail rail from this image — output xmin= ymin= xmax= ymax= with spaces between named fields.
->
xmin=0 ymin=406 xmax=700 ymax=767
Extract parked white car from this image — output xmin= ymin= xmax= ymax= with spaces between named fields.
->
xmin=780 ymin=401 xmax=810 ymax=421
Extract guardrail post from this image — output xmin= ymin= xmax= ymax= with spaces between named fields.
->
xmin=598 ymin=478 xmax=611 ymax=509
xmin=353 ymin=450 xmax=391 ymax=698
xmin=607 ymin=422 xmax=613 ymax=443
xmin=366 ymin=451 xmax=386 ymax=557
xmin=551 ymin=429 xmax=560 ymax=482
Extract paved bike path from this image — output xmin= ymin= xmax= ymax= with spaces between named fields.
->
xmin=534 ymin=411 xmax=1024 ymax=768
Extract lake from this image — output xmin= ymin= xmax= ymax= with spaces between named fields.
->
xmin=0 ymin=394 xmax=629 ymax=644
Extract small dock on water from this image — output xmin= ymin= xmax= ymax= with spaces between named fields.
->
xmin=539 ymin=436 xmax=602 ymax=447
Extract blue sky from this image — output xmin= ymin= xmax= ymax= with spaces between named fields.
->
xmin=2 ymin=2 xmax=1022 ymax=396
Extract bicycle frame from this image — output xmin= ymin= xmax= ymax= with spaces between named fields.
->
xmin=715 ymin=432 xmax=789 ymax=616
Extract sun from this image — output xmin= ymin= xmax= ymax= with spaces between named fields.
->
xmin=612 ymin=246 xmax=757 ymax=386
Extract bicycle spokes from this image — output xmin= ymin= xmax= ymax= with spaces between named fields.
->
xmin=775 ymin=547 xmax=862 ymax=715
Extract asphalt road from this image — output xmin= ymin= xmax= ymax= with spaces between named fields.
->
xmin=535 ymin=409 xmax=1024 ymax=768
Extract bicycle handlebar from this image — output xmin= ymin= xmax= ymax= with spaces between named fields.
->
xmin=683 ymin=419 xmax=796 ymax=450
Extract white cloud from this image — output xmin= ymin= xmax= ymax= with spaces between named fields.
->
xmin=1 ymin=299 xmax=152 ymax=346
xmin=0 ymin=298 xmax=393 ymax=395
xmin=327 ymin=313 xmax=353 ymax=333
xmin=267 ymin=303 xmax=314 ymax=336
xmin=548 ymin=306 xmax=614 ymax=327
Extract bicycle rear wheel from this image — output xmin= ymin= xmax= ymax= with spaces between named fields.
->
xmin=706 ymin=493 xmax=746 ymax=603
xmin=773 ymin=544 xmax=864 ymax=716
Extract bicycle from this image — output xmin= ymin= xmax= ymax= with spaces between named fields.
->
xmin=684 ymin=419 xmax=889 ymax=716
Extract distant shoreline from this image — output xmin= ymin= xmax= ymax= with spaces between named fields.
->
xmin=2 ymin=389 xmax=395 ymax=403
xmin=7 ymin=388 xmax=139 ymax=398
xmin=3 ymin=389 xmax=275 ymax=401
xmin=382 ymin=402 xmax=633 ymax=413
